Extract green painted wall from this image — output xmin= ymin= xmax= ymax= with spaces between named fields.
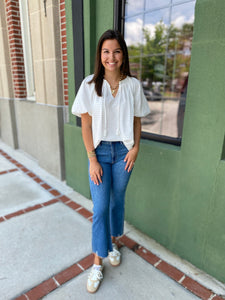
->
xmin=64 ymin=0 xmax=225 ymax=282
xmin=64 ymin=0 xmax=114 ymax=197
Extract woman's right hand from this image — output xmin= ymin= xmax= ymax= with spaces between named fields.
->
xmin=89 ymin=159 xmax=103 ymax=185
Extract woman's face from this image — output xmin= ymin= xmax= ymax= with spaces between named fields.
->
xmin=101 ymin=39 xmax=123 ymax=74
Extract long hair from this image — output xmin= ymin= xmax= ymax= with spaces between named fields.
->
xmin=89 ymin=29 xmax=131 ymax=97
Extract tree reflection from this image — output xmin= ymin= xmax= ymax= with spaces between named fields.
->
xmin=128 ymin=21 xmax=193 ymax=99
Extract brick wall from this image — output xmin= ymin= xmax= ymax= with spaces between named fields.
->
xmin=5 ymin=0 xmax=26 ymax=98
xmin=59 ymin=0 xmax=68 ymax=106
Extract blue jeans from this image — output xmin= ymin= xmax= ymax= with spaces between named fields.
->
xmin=89 ymin=141 xmax=132 ymax=258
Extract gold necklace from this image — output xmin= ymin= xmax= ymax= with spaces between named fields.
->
xmin=107 ymin=74 xmax=123 ymax=95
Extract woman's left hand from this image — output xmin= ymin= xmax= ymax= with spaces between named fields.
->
xmin=124 ymin=147 xmax=139 ymax=172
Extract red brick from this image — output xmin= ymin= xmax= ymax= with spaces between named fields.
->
xmin=49 ymin=189 xmax=61 ymax=197
xmin=43 ymin=199 xmax=59 ymax=206
xmin=15 ymin=162 xmax=23 ymax=168
xmin=7 ymin=10 xmax=18 ymax=17
xmin=33 ymin=177 xmax=42 ymax=184
xmin=212 ymin=295 xmax=225 ymax=300
xmin=26 ymin=278 xmax=57 ymax=299
xmin=2 ymin=153 xmax=11 ymax=159
xmin=55 ymin=264 xmax=82 ymax=285
xmin=58 ymin=195 xmax=70 ymax=203
xmin=61 ymin=16 xmax=66 ymax=23
xmin=66 ymin=201 xmax=81 ymax=210
xmin=9 ymin=158 xmax=17 ymax=164
xmin=0 ymin=171 xmax=7 ymax=175
xmin=181 ymin=276 xmax=212 ymax=300
xmin=77 ymin=207 xmax=93 ymax=219
xmin=60 ymin=2 xmax=65 ymax=10
xmin=61 ymin=23 xmax=66 ymax=30
xmin=79 ymin=254 xmax=94 ymax=270
xmin=41 ymin=183 xmax=52 ymax=190
xmin=24 ymin=204 xmax=42 ymax=212
xmin=8 ymin=168 xmax=18 ymax=173
xmin=27 ymin=172 xmax=36 ymax=178
xmin=135 ymin=247 xmax=160 ymax=265
xmin=156 ymin=261 xmax=184 ymax=282
xmin=5 ymin=210 xmax=24 ymax=220
xmin=14 ymin=295 xmax=27 ymax=300
xmin=61 ymin=35 xmax=67 ymax=43
xmin=119 ymin=235 xmax=139 ymax=250
xmin=60 ymin=4 xmax=66 ymax=17
xmin=88 ymin=216 xmax=93 ymax=223
xmin=21 ymin=167 xmax=29 ymax=173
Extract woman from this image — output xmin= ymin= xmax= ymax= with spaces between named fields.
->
xmin=72 ymin=29 xmax=150 ymax=293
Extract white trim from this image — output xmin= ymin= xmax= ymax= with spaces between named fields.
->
xmin=19 ymin=0 xmax=35 ymax=100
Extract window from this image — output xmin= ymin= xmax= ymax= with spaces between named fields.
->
xmin=123 ymin=0 xmax=196 ymax=145
xmin=19 ymin=0 xmax=35 ymax=100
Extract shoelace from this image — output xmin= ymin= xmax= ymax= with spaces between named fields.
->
xmin=109 ymin=247 xmax=120 ymax=257
xmin=89 ymin=268 xmax=103 ymax=281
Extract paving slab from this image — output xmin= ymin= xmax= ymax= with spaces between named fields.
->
xmin=43 ymin=247 xmax=200 ymax=300
xmin=0 ymin=141 xmax=73 ymax=196
xmin=0 ymin=155 xmax=16 ymax=172
xmin=0 ymin=171 xmax=53 ymax=216
xmin=0 ymin=202 xmax=92 ymax=299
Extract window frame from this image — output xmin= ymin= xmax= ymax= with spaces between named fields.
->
xmin=71 ymin=0 xmax=84 ymax=127
xmin=114 ymin=0 xmax=190 ymax=146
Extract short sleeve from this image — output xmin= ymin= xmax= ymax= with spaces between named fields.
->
xmin=133 ymin=79 xmax=151 ymax=117
xmin=71 ymin=76 xmax=93 ymax=117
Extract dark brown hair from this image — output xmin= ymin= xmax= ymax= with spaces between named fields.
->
xmin=89 ymin=29 xmax=131 ymax=96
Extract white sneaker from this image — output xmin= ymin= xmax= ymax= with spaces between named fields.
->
xmin=87 ymin=264 xmax=103 ymax=293
xmin=109 ymin=243 xmax=121 ymax=266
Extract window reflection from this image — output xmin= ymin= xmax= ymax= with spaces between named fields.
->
xmin=124 ymin=0 xmax=196 ymax=140
xmin=125 ymin=0 xmax=144 ymax=17
xmin=145 ymin=0 xmax=171 ymax=11
xmin=124 ymin=17 xmax=143 ymax=46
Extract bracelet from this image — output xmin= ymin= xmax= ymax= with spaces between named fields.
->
xmin=87 ymin=150 xmax=96 ymax=158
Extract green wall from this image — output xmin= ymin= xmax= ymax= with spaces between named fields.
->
xmin=64 ymin=0 xmax=225 ymax=282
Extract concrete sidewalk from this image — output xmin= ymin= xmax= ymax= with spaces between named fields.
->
xmin=0 ymin=140 xmax=225 ymax=300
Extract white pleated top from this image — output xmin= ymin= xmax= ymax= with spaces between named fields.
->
xmin=71 ymin=75 xmax=150 ymax=150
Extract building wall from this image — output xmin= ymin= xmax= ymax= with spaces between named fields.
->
xmin=0 ymin=0 xmax=68 ymax=179
xmin=64 ymin=0 xmax=225 ymax=283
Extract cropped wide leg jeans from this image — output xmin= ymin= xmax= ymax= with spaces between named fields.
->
xmin=89 ymin=141 xmax=132 ymax=258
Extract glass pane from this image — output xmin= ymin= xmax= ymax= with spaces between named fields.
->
xmin=166 ymin=53 xmax=189 ymax=137
xmin=159 ymin=97 xmax=180 ymax=137
xmin=129 ymin=56 xmax=142 ymax=78
xmin=141 ymin=55 xmax=166 ymax=136
xmin=124 ymin=0 xmax=196 ymax=140
xmin=142 ymin=8 xmax=169 ymax=82
xmin=171 ymin=2 xmax=196 ymax=30
xmin=124 ymin=16 xmax=144 ymax=47
xmin=125 ymin=0 xmax=144 ymax=17
xmin=143 ymin=7 xmax=170 ymax=51
xmin=144 ymin=7 xmax=170 ymax=30
xmin=145 ymin=0 xmax=171 ymax=11
xmin=141 ymin=54 xmax=165 ymax=89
